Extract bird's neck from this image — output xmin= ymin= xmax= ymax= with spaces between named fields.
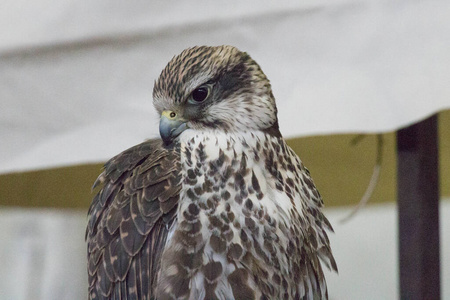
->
xmin=176 ymin=128 xmax=294 ymax=216
xmin=178 ymin=129 xmax=280 ymax=165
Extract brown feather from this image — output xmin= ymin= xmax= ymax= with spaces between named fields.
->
xmin=88 ymin=45 xmax=337 ymax=300
xmin=86 ymin=139 xmax=181 ymax=299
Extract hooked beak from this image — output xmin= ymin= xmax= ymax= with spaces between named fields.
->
xmin=159 ymin=110 xmax=188 ymax=145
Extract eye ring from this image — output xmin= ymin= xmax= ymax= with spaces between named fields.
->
xmin=190 ymin=85 xmax=210 ymax=103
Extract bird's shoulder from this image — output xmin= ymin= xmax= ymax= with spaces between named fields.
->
xmin=86 ymin=138 xmax=182 ymax=299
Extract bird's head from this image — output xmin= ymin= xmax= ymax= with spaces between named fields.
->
xmin=153 ymin=45 xmax=279 ymax=145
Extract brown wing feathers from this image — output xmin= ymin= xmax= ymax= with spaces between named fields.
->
xmin=86 ymin=139 xmax=181 ymax=300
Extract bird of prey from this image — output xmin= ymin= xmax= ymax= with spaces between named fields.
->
xmin=86 ymin=45 xmax=337 ymax=300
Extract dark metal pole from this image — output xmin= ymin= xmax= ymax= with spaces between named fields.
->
xmin=397 ymin=114 xmax=440 ymax=300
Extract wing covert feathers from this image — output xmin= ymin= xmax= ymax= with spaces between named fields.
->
xmin=86 ymin=139 xmax=181 ymax=300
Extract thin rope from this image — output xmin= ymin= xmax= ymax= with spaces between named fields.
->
xmin=340 ymin=134 xmax=383 ymax=224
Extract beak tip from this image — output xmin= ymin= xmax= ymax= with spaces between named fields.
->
xmin=159 ymin=128 xmax=171 ymax=145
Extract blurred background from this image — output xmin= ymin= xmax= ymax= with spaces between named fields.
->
xmin=1 ymin=1 xmax=449 ymax=299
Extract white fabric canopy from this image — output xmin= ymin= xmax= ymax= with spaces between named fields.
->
xmin=1 ymin=0 xmax=449 ymax=174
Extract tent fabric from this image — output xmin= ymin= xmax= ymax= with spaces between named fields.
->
xmin=1 ymin=0 xmax=450 ymax=174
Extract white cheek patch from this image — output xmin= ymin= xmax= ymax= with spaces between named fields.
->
xmin=205 ymin=95 xmax=276 ymax=131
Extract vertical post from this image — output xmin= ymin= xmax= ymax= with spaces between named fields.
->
xmin=397 ymin=114 xmax=440 ymax=300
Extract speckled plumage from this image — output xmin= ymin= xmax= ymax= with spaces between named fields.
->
xmin=87 ymin=45 xmax=337 ymax=300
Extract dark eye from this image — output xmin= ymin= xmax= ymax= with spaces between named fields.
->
xmin=191 ymin=86 xmax=209 ymax=102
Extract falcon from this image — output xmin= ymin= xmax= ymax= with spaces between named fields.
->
xmin=86 ymin=45 xmax=337 ymax=300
